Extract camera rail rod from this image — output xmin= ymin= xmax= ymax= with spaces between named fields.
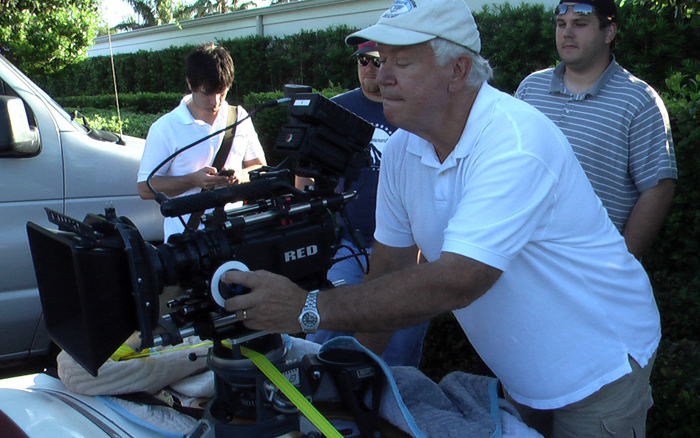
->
xmin=151 ymin=314 xmax=270 ymax=348
xmin=224 ymin=191 xmax=355 ymax=229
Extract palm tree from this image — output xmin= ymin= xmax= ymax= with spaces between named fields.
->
xmin=184 ymin=0 xmax=258 ymax=19
xmin=114 ymin=0 xmax=192 ymax=31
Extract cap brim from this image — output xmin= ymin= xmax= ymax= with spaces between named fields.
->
xmin=346 ymin=23 xmax=436 ymax=47
xmin=352 ymin=46 xmax=380 ymax=57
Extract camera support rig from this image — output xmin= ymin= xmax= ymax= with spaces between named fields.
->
xmin=26 ymin=92 xmax=387 ymax=438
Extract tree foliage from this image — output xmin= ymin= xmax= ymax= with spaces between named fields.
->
xmin=621 ymin=0 xmax=698 ymax=18
xmin=113 ymin=0 xmax=272 ymax=31
xmin=0 ymin=0 xmax=100 ymax=76
xmin=109 ymin=0 xmax=304 ymax=33
xmin=184 ymin=0 xmax=258 ymax=18
xmin=113 ymin=0 xmax=193 ymax=31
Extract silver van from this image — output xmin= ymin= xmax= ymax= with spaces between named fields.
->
xmin=0 ymin=54 xmax=163 ymax=373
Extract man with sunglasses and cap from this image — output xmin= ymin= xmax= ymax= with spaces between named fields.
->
xmin=517 ymin=0 xmax=677 ymax=260
xmin=304 ymin=41 xmax=431 ymax=369
xmin=223 ymin=1 xmax=660 ymax=436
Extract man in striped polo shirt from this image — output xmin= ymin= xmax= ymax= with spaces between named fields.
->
xmin=516 ymin=0 xmax=677 ymax=259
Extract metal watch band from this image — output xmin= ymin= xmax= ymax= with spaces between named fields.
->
xmin=304 ymin=290 xmax=318 ymax=310
xmin=299 ymin=290 xmax=320 ymax=333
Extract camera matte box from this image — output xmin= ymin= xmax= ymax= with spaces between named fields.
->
xmin=26 ymin=222 xmax=139 ymax=376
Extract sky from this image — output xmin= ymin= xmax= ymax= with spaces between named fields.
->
xmin=99 ymin=0 xmax=138 ymax=27
xmin=99 ymin=0 xmax=274 ymax=27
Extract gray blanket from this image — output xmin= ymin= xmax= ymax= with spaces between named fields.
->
xmin=389 ymin=366 xmax=499 ymax=438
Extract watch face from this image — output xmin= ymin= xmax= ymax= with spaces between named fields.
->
xmin=302 ymin=312 xmax=319 ymax=327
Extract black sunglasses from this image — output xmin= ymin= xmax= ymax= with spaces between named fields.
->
xmin=556 ymin=3 xmax=595 ymax=16
xmin=358 ymin=56 xmax=381 ymax=68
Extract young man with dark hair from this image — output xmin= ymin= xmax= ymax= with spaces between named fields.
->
xmin=516 ymin=0 xmax=677 ymax=259
xmin=137 ymin=43 xmax=266 ymax=240
xmin=184 ymin=43 xmax=235 ymax=98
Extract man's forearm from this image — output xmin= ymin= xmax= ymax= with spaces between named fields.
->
xmin=622 ymin=178 xmax=675 ymax=259
xmin=239 ymin=158 xmax=266 ymax=183
xmin=351 ymin=243 xmax=420 ymax=355
xmin=138 ymin=175 xmax=195 ymax=199
xmin=220 ymin=249 xmax=500 ymax=339
xmin=319 ymin=252 xmax=501 ymax=333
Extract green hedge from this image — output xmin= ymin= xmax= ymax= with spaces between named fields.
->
xmin=641 ymin=74 xmax=700 ymax=437
xmin=477 ymin=2 xmax=558 ymax=93
xmin=33 ymin=3 xmax=700 ymax=99
xmin=58 ymin=92 xmax=183 ymax=113
xmin=32 ymin=26 xmax=361 ymax=102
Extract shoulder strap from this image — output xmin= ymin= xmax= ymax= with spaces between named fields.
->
xmin=186 ymin=105 xmax=239 ymax=230
xmin=212 ymin=104 xmax=239 ymax=171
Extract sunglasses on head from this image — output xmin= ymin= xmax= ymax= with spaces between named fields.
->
xmin=358 ymin=55 xmax=381 ymax=68
xmin=556 ymin=3 xmax=595 ymax=16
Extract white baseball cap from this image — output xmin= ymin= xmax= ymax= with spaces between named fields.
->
xmin=346 ymin=0 xmax=481 ymax=54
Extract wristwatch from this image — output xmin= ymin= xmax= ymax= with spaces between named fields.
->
xmin=298 ymin=290 xmax=320 ymax=334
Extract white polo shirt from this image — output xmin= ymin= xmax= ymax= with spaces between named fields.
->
xmin=375 ymin=84 xmax=660 ymax=409
xmin=137 ymin=97 xmax=265 ymax=239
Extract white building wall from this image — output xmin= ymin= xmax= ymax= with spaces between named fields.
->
xmin=89 ymin=0 xmax=558 ymax=57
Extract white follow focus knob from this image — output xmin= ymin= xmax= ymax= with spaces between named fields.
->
xmin=210 ymin=260 xmax=250 ymax=308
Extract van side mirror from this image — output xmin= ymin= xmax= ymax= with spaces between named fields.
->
xmin=0 ymin=95 xmax=40 ymax=157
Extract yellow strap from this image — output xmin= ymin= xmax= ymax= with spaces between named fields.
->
xmin=240 ymin=345 xmax=343 ymax=438
xmin=111 ymin=341 xmax=213 ymax=361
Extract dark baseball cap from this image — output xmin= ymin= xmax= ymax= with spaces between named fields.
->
xmin=559 ymin=0 xmax=617 ymax=22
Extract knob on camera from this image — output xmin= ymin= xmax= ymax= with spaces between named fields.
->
xmin=211 ymin=261 xmax=251 ymax=308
